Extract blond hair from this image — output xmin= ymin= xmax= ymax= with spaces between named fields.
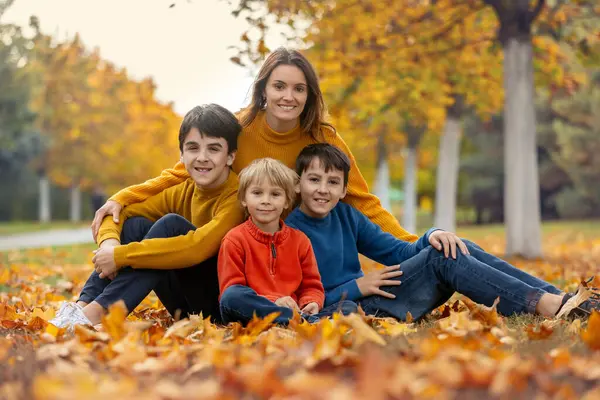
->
xmin=238 ymin=158 xmax=298 ymax=212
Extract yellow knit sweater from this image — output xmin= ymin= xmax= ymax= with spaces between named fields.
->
xmin=99 ymin=172 xmax=243 ymax=269
xmin=110 ymin=111 xmax=417 ymax=242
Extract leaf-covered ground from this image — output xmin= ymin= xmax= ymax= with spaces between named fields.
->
xmin=1 ymin=223 xmax=600 ymax=400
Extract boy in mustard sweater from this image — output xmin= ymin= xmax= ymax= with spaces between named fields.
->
xmin=50 ymin=104 xmax=244 ymax=328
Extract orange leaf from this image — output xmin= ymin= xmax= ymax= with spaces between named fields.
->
xmin=525 ymin=323 xmax=554 ymax=340
xmin=581 ymin=310 xmax=600 ymax=350
xmin=461 ymin=297 xmax=502 ymax=327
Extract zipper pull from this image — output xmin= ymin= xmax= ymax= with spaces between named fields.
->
xmin=271 ymin=242 xmax=277 ymax=258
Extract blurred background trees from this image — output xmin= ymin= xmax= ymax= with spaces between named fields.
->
xmin=0 ymin=0 xmax=180 ymax=223
xmin=1 ymin=0 xmax=599 ymax=259
xmin=227 ymin=0 xmax=599 ymax=257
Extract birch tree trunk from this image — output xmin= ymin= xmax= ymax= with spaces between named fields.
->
xmin=373 ymin=134 xmax=392 ymax=212
xmin=402 ymin=146 xmax=417 ymax=234
xmin=402 ymin=125 xmax=424 ymax=234
xmin=70 ymin=181 xmax=82 ymax=222
xmin=486 ymin=0 xmax=545 ymax=258
xmin=38 ymin=173 xmax=51 ymax=223
xmin=502 ymin=37 xmax=542 ymax=258
xmin=434 ymin=101 xmax=463 ymax=232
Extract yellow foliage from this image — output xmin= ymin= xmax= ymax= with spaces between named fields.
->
xmin=27 ymin=33 xmax=182 ymax=192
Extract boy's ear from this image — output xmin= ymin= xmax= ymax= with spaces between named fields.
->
xmin=341 ymin=185 xmax=347 ymax=199
xmin=227 ymin=151 xmax=236 ymax=166
xmin=294 ymin=182 xmax=300 ymax=194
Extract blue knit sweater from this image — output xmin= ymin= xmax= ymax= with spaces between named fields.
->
xmin=286 ymin=202 xmax=436 ymax=307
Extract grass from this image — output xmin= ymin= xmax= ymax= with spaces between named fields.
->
xmin=0 ymin=242 xmax=96 ymax=266
xmin=0 ymin=221 xmax=90 ymax=236
xmin=456 ymin=219 xmax=600 ymax=242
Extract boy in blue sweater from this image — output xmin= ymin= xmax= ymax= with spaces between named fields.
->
xmin=285 ymin=143 xmax=599 ymax=321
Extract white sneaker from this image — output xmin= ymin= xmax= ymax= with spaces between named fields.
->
xmin=49 ymin=302 xmax=93 ymax=330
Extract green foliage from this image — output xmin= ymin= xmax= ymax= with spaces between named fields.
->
xmin=538 ymin=70 xmax=600 ymax=218
xmin=0 ymin=11 xmax=44 ymax=176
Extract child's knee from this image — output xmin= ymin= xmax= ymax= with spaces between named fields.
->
xmin=462 ymin=238 xmax=482 ymax=252
xmin=337 ymin=300 xmax=358 ymax=315
xmin=219 ymin=285 xmax=248 ymax=310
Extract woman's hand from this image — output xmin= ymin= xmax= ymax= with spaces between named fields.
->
xmin=91 ymin=200 xmax=122 ymax=243
xmin=356 ymin=265 xmax=403 ymax=298
xmin=428 ymin=230 xmax=470 ymax=259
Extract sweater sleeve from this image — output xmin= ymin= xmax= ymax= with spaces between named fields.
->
xmin=353 ymin=205 xmax=436 ymax=265
xmin=97 ymin=186 xmax=178 ymax=244
xmin=112 ymin=190 xmax=244 ymax=269
xmin=328 ymin=133 xmax=418 ymax=242
xmin=295 ymin=235 xmax=325 ymax=309
xmin=217 ymin=236 xmax=248 ymax=297
xmin=109 ymin=161 xmax=189 ymax=207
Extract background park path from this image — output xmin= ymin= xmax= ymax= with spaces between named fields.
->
xmin=0 ymin=228 xmax=93 ymax=251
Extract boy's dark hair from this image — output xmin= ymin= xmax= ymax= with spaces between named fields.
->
xmin=179 ymin=104 xmax=241 ymax=153
xmin=295 ymin=143 xmax=351 ymax=186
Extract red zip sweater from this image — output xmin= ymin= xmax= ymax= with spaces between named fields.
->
xmin=218 ymin=218 xmax=325 ymax=309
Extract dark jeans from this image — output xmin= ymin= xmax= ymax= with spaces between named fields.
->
xmin=358 ymin=240 xmax=563 ymax=321
xmin=79 ymin=214 xmax=221 ymax=322
xmin=220 ymin=284 xmax=358 ymax=325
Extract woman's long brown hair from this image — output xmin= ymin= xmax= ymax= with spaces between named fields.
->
xmin=238 ymin=47 xmax=335 ymax=141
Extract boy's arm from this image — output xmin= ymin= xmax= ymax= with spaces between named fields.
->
xmin=295 ymin=237 xmax=325 ymax=309
xmin=329 ymin=133 xmax=418 ymax=242
xmin=110 ymin=191 xmax=244 ymax=270
xmin=109 ymin=161 xmax=189 ymax=207
xmin=97 ymin=187 xmax=179 ymax=244
xmin=217 ymin=236 xmax=248 ymax=295
xmin=353 ymin=206 xmax=437 ymax=265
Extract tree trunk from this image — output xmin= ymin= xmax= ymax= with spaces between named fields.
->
xmin=502 ymin=37 xmax=542 ymax=258
xmin=434 ymin=102 xmax=462 ymax=232
xmin=70 ymin=181 xmax=81 ymax=222
xmin=373 ymin=134 xmax=392 ymax=212
xmin=38 ymin=174 xmax=51 ymax=223
xmin=403 ymin=145 xmax=417 ymax=234
xmin=402 ymin=125 xmax=423 ymax=234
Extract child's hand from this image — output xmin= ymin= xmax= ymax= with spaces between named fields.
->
xmin=275 ymin=296 xmax=300 ymax=311
xmin=428 ymin=230 xmax=470 ymax=259
xmin=92 ymin=247 xmax=118 ymax=279
xmin=356 ymin=265 xmax=403 ymax=298
xmin=301 ymin=302 xmax=319 ymax=315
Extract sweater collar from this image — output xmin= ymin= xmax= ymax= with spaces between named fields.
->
xmin=193 ymin=171 xmax=237 ymax=200
xmin=243 ymin=217 xmax=290 ymax=244
xmin=292 ymin=207 xmax=332 ymax=226
xmin=255 ymin=111 xmax=304 ymax=145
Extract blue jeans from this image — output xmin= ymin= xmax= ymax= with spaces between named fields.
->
xmin=78 ymin=214 xmax=222 ymax=322
xmin=359 ymin=240 xmax=562 ymax=321
xmin=220 ymin=284 xmax=358 ymax=325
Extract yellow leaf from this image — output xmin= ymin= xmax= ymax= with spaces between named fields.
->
xmin=101 ymin=300 xmax=128 ymax=341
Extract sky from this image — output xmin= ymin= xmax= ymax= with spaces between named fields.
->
xmin=3 ymin=0 xmax=280 ymax=115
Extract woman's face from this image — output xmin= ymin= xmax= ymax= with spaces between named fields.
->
xmin=263 ymin=64 xmax=308 ymax=129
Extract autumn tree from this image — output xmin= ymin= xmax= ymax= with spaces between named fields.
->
xmin=0 ymin=1 xmax=45 ymax=220
xmin=227 ymin=0 xmax=598 ymax=257
xmin=25 ymin=21 xmax=181 ymax=222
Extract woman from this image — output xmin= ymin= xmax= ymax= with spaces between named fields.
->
xmin=91 ymin=47 xmax=417 ymax=243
